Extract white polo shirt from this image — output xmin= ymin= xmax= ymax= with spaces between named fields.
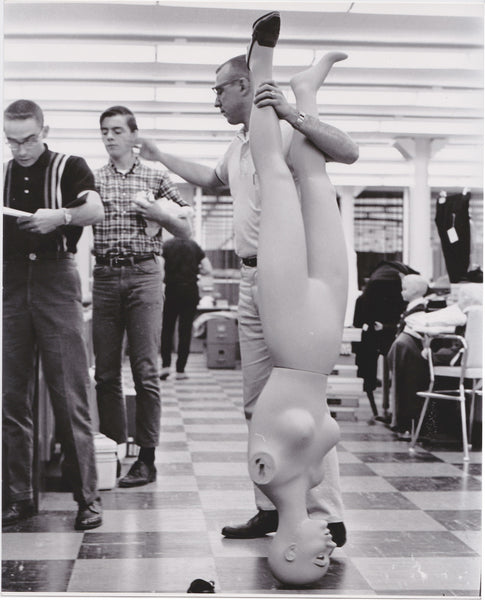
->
xmin=215 ymin=121 xmax=293 ymax=259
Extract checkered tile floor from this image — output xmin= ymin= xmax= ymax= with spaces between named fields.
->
xmin=2 ymin=352 xmax=482 ymax=596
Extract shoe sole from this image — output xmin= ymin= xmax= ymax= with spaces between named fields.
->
xmin=221 ymin=529 xmax=274 ymax=539
xmin=75 ymin=517 xmax=103 ymax=531
xmin=118 ymin=475 xmax=157 ymax=488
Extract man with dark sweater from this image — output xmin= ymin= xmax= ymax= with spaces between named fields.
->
xmin=160 ymin=236 xmax=212 ymax=380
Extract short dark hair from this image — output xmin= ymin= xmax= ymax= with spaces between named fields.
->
xmin=99 ymin=105 xmax=138 ymax=132
xmin=4 ymin=99 xmax=44 ymax=127
xmin=216 ymin=55 xmax=250 ymax=80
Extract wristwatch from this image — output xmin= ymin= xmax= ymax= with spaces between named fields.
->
xmin=63 ymin=208 xmax=73 ymax=225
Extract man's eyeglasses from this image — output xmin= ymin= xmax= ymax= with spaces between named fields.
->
xmin=6 ymin=130 xmax=43 ymax=151
xmin=211 ymin=78 xmax=242 ymax=96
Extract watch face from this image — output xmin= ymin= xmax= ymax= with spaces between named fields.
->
xmin=64 ymin=210 xmax=72 ymax=225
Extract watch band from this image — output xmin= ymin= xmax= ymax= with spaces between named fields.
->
xmin=294 ymin=110 xmax=306 ymax=130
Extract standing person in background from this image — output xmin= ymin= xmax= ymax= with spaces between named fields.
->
xmin=3 ymin=99 xmax=104 ymax=530
xmin=160 ymin=235 xmax=213 ymax=380
xmin=136 ymin=52 xmax=358 ymax=545
xmin=93 ymin=105 xmax=190 ymax=488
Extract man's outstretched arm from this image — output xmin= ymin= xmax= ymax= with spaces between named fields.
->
xmin=136 ymin=138 xmax=224 ymax=189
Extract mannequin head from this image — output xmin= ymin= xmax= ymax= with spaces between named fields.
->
xmin=268 ymin=518 xmax=336 ymax=585
xmin=401 ymin=274 xmax=428 ymax=302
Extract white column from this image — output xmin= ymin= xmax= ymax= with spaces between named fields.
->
xmin=393 ymin=137 xmax=446 ymax=280
xmin=338 ymin=186 xmax=362 ymax=326
xmin=413 ymin=138 xmax=434 ymax=278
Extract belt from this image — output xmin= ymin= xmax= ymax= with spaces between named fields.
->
xmin=241 ymin=256 xmax=257 ymax=268
xmin=95 ymin=253 xmax=156 ymax=267
xmin=5 ymin=251 xmax=74 ymax=261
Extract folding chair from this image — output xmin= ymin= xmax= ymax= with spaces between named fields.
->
xmin=409 ymin=304 xmax=482 ymax=461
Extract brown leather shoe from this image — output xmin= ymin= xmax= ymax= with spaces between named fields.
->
xmin=2 ymin=500 xmax=36 ymax=526
xmin=75 ymin=499 xmax=103 ymax=530
xmin=221 ymin=509 xmax=278 ymax=538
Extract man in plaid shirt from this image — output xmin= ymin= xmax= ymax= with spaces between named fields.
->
xmin=93 ymin=105 xmax=190 ymax=488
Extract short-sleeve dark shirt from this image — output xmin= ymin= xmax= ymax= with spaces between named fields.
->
xmin=162 ymin=237 xmax=205 ymax=287
xmin=3 ymin=145 xmax=95 ymax=257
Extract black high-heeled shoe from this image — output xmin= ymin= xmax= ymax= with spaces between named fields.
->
xmin=246 ymin=11 xmax=281 ymax=68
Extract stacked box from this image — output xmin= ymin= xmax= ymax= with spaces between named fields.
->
xmin=93 ymin=433 xmax=118 ymax=490
xmin=206 ymin=318 xmax=238 ymax=369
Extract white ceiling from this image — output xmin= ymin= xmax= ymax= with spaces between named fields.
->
xmin=2 ymin=0 xmax=484 ymax=189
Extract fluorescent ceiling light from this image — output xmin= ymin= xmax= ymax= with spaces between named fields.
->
xmin=330 ymin=49 xmax=482 ymax=71
xmin=315 ymin=89 xmax=483 ymax=110
xmin=350 ymin=2 xmax=484 ymax=18
xmin=4 ymin=77 xmax=481 ymax=111
xmin=4 ymin=41 xmax=156 ymax=63
xmin=154 ymin=1 xmax=353 ymax=12
xmin=154 ymin=115 xmax=235 ymax=131
xmin=46 ymin=115 xmax=159 ymax=131
xmin=156 ymin=44 xmax=314 ymax=67
xmin=4 ymin=42 xmax=480 ymax=72
xmin=155 ymin=44 xmax=482 ymax=70
xmin=155 ymin=86 xmax=214 ymax=103
xmin=3 ymin=83 xmax=156 ymax=102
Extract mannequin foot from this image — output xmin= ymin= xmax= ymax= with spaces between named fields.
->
xmin=290 ymin=51 xmax=348 ymax=96
xmin=247 ymin=11 xmax=280 ymax=68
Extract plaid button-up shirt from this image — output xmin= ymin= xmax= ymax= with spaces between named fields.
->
xmin=93 ymin=157 xmax=188 ymax=257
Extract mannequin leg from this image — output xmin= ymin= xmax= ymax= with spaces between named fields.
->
xmin=248 ymin=42 xmax=310 ymax=325
xmin=289 ymin=53 xmax=348 ymax=311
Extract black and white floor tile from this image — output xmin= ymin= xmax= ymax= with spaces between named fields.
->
xmin=2 ymin=353 xmax=482 ymax=597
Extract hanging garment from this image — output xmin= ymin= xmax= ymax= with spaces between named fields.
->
xmin=435 ymin=191 xmax=471 ymax=283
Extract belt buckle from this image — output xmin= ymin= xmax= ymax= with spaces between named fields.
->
xmin=109 ymin=256 xmax=123 ymax=267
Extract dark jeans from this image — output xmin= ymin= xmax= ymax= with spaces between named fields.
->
xmin=2 ymin=257 xmax=98 ymax=507
xmin=161 ymin=284 xmax=199 ymax=373
xmin=93 ymin=258 xmax=163 ymax=447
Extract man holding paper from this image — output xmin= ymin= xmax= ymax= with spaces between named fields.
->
xmin=2 ymin=99 xmax=105 ymax=530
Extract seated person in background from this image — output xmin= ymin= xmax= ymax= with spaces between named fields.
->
xmin=386 ymin=274 xmax=430 ymax=439
xmin=352 ymin=262 xmax=417 ymax=421
xmin=387 ymin=281 xmax=482 ymax=440
xmin=245 ymin=12 xmax=349 ymax=585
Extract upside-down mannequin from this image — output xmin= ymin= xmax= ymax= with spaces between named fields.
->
xmin=246 ymin=12 xmax=349 ymax=585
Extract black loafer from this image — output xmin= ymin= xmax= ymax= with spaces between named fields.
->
xmin=221 ymin=509 xmax=278 ymax=538
xmin=328 ymin=521 xmax=347 ymax=547
xmin=75 ymin=499 xmax=103 ymax=530
xmin=118 ymin=460 xmax=157 ymax=488
xmin=2 ymin=500 xmax=36 ymax=526
xmin=247 ymin=11 xmax=281 ymax=67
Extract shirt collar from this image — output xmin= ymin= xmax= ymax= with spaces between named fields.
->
xmin=13 ymin=144 xmax=50 ymax=170
xmin=108 ymin=155 xmax=140 ymax=175
xmin=236 ymin=127 xmax=249 ymax=143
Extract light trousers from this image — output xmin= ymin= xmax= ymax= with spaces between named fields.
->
xmin=237 ymin=264 xmax=344 ymax=521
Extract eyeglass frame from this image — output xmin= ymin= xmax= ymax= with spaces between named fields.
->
xmin=5 ymin=128 xmax=45 ymax=151
xmin=211 ymin=78 xmax=245 ymax=96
